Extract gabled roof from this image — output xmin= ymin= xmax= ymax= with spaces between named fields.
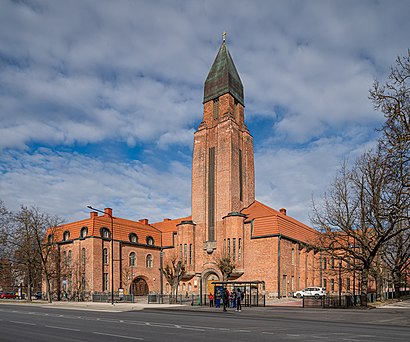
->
xmin=241 ymin=201 xmax=319 ymax=244
xmin=204 ymin=40 xmax=244 ymax=106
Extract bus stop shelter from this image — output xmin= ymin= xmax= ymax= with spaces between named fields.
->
xmin=211 ymin=280 xmax=265 ymax=307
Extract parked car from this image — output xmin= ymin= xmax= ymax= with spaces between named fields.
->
xmin=293 ymin=287 xmax=326 ymax=299
xmin=0 ymin=292 xmax=16 ymax=299
xmin=35 ymin=292 xmax=42 ymax=300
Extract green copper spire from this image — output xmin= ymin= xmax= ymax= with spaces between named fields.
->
xmin=204 ymin=33 xmax=244 ymax=106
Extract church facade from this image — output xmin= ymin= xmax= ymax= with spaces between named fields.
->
xmin=46 ymin=37 xmax=333 ymax=301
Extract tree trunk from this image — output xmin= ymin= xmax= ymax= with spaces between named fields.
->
xmin=45 ymin=276 xmax=52 ymax=303
xmin=393 ymin=270 xmax=402 ymax=299
xmin=361 ymin=268 xmax=369 ymax=306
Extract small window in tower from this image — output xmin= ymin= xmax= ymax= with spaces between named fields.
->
xmin=234 ymin=100 xmax=238 ymax=118
xmin=233 ymin=238 xmax=236 ymax=261
xmin=213 ymin=98 xmax=219 ymax=119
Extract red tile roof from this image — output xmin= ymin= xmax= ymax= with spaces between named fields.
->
xmin=242 ymin=201 xmax=319 ymax=244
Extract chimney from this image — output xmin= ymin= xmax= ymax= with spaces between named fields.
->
xmin=139 ymin=218 xmax=149 ymax=225
xmin=90 ymin=211 xmax=98 ymax=218
xmin=279 ymin=208 xmax=287 ymax=215
xmin=163 ymin=218 xmax=171 ymax=221
xmin=104 ymin=208 xmax=113 ymax=217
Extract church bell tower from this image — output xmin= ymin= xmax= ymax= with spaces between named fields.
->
xmin=191 ymin=33 xmax=255 ymax=252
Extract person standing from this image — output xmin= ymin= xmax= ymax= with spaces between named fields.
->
xmin=222 ymin=288 xmax=229 ymax=312
xmin=208 ymin=292 xmax=214 ymax=307
xmin=236 ymin=288 xmax=242 ymax=312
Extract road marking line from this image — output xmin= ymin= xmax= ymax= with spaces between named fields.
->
xmin=45 ymin=325 xmax=80 ymax=332
xmin=262 ymin=332 xmax=275 ymax=335
xmin=10 ymin=320 xmax=36 ymax=326
xmin=238 ymin=330 xmax=251 ymax=333
xmin=93 ymin=332 xmax=143 ymax=340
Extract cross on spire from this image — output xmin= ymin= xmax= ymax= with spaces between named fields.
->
xmin=222 ymin=32 xmax=227 ymax=43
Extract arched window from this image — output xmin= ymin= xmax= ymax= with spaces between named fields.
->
xmin=80 ymin=227 xmax=88 ymax=239
xmin=188 ymin=283 xmax=192 ymax=292
xmin=129 ymin=252 xmax=136 ymax=267
xmin=129 ymin=233 xmax=138 ymax=243
xmin=146 ymin=236 xmax=154 ymax=246
xmin=146 ymin=254 xmax=153 ymax=268
xmin=81 ymin=248 xmax=86 ymax=266
xmin=103 ymin=248 xmax=108 ymax=265
xmin=101 ymin=228 xmax=111 ymax=239
xmin=63 ymin=231 xmax=70 ymax=241
xmin=47 ymin=234 xmax=53 ymax=244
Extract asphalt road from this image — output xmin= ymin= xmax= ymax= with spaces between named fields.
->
xmin=0 ymin=304 xmax=409 ymax=341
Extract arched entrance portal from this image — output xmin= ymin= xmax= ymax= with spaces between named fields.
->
xmin=130 ymin=277 xmax=149 ymax=296
xmin=203 ymin=271 xmax=220 ymax=296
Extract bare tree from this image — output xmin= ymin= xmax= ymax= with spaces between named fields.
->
xmin=162 ymin=253 xmax=186 ymax=303
xmin=312 ymin=149 xmax=408 ymax=305
xmin=215 ymin=252 xmax=236 ymax=281
xmin=370 ymin=49 xmax=410 ymax=298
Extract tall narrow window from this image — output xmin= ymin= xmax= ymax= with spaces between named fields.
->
xmin=81 ymin=273 xmax=86 ymax=290
xmin=346 ymin=278 xmax=351 ymax=291
xmin=323 ymin=278 xmax=327 ymax=290
xmin=81 ymin=248 xmax=86 ymax=266
xmin=213 ymin=98 xmax=219 ymax=119
xmin=103 ymin=273 xmax=109 ymax=291
xmin=233 ymin=100 xmax=238 ymax=119
xmin=103 ymin=248 xmax=108 ymax=265
xmin=208 ymin=147 xmax=215 ymax=241
xmin=184 ymin=244 xmax=187 ymax=264
xmin=227 ymin=238 xmax=231 ymax=258
xmin=331 ymin=258 xmax=335 ymax=269
xmin=189 ymin=244 xmax=193 ymax=265
xmin=63 ymin=251 xmax=67 ymax=267
xmin=179 ymin=244 xmax=182 ymax=260
xmin=291 ymin=248 xmax=295 ymax=265
xmin=239 ymin=149 xmax=243 ymax=201
xmin=238 ymin=238 xmax=242 ymax=262
xmin=233 ymin=238 xmax=236 ymax=261
xmin=129 ymin=252 xmax=136 ymax=267
xmin=323 ymin=257 xmax=327 ymax=270
xmin=68 ymin=250 xmax=72 ymax=266
xmin=331 ymin=279 xmax=335 ymax=292
xmin=146 ymin=254 xmax=153 ymax=268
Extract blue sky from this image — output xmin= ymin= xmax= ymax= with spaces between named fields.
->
xmin=1 ymin=0 xmax=409 ymax=225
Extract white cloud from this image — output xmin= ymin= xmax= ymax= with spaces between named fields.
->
xmin=0 ymin=0 xmax=409 ymax=225
xmin=0 ymin=148 xmax=191 ymax=223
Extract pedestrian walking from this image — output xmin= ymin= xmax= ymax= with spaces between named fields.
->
xmin=208 ymin=292 xmax=214 ymax=307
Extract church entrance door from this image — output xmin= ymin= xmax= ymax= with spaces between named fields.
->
xmin=132 ymin=277 xmax=149 ymax=296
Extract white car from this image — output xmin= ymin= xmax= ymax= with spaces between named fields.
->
xmin=293 ymin=287 xmax=326 ymax=299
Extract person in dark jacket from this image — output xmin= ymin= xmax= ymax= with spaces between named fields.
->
xmin=222 ymin=288 xmax=229 ymax=311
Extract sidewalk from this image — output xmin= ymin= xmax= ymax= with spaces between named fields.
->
xmin=0 ymin=300 xmax=182 ymax=312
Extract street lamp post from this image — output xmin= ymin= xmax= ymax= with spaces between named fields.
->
xmin=339 ymin=258 xmax=342 ymax=306
xmin=88 ymin=205 xmax=114 ymax=306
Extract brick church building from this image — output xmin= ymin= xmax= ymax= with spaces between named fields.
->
xmin=47 ymin=36 xmax=328 ymax=301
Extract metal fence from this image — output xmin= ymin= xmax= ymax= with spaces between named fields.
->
xmin=92 ymin=292 xmax=135 ymax=303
